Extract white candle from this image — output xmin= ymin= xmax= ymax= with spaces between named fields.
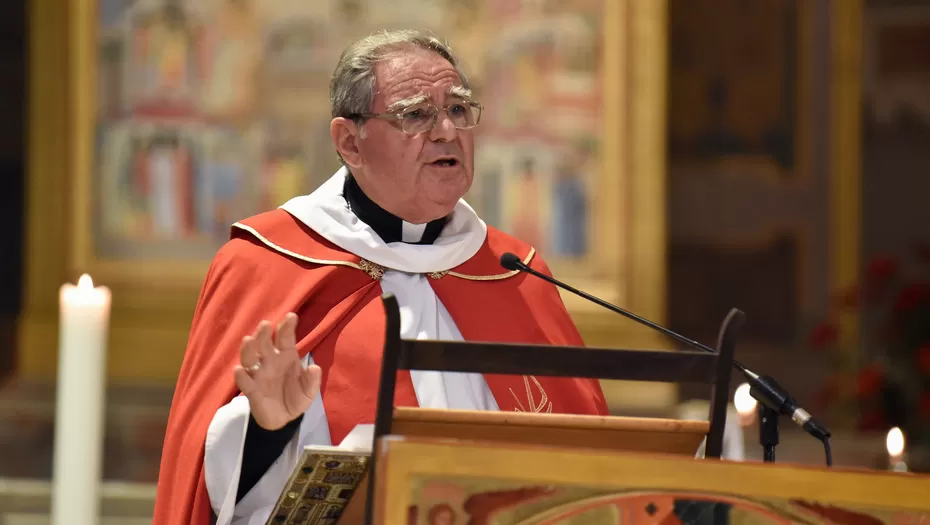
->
xmin=734 ymin=382 xmax=757 ymax=426
xmin=51 ymin=274 xmax=111 ymax=525
xmin=886 ymin=426 xmax=908 ymax=472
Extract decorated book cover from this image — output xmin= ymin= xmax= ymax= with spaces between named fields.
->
xmin=264 ymin=445 xmax=369 ymax=525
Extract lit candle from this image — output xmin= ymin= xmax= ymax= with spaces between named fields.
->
xmin=886 ymin=426 xmax=908 ymax=472
xmin=734 ymin=382 xmax=758 ymax=426
xmin=51 ymin=274 xmax=111 ymax=525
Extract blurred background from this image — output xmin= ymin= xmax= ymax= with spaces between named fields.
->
xmin=2 ymin=0 xmax=929 ymax=521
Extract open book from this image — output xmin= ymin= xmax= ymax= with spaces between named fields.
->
xmin=264 ymin=425 xmax=374 ymax=525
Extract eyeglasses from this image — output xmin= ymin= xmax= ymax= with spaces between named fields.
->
xmin=350 ymin=101 xmax=483 ymax=135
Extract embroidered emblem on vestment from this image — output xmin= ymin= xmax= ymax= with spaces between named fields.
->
xmin=358 ymin=259 xmax=385 ymax=280
xmin=510 ymin=375 xmax=553 ymax=413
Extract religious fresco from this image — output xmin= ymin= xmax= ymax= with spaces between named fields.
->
xmin=405 ymin=477 xmax=930 ymax=524
xmin=91 ymin=0 xmax=604 ymax=265
xmin=667 ymin=0 xmax=797 ymax=171
xmin=664 ymin=0 xmax=820 ymax=348
xmin=93 ymin=0 xmax=335 ymax=260
xmin=469 ymin=0 xmax=601 ymax=264
xmin=865 ymin=0 xmax=930 ymax=127
xmin=862 ymin=0 xmax=930 ymax=262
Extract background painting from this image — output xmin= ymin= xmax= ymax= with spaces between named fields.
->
xmin=667 ymin=0 xmax=797 ymax=171
xmin=91 ymin=0 xmax=604 ymax=274
xmin=665 ymin=0 xmax=819 ymax=347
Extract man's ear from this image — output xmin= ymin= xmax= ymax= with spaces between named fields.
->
xmin=330 ymin=118 xmax=363 ymax=167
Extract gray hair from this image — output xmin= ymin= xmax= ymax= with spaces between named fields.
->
xmin=329 ymin=29 xmax=471 ymax=120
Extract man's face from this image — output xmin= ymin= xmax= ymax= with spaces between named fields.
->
xmin=340 ymin=47 xmax=476 ymax=223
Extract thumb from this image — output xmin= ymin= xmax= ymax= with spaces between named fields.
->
xmin=299 ymin=364 xmax=322 ymax=400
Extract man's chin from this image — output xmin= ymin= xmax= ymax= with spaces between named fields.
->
xmin=428 ymin=182 xmax=472 ymax=211
xmin=422 ymin=165 xmax=470 ymax=186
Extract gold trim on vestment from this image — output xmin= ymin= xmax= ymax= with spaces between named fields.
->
xmin=232 ymin=222 xmax=535 ymax=282
xmin=232 ymin=222 xmax=367 ymax=271
xmin=444 ymin=247 xmax=536 ymax=281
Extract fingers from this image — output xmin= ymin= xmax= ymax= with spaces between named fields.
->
xmin=240 ymin=314 xmax=300 ymax=377
xmin=274 ymin=313 xmax=298 ymax=351
xmin=234 ymin=365 xmax=257 ymax=396
xmin=254 ymin=320 xmax=277 ymax=360
xmin=299 ymin=364 xmax=323 ymax=400
xmin=239 ymin=334 xmax=260 ymax=371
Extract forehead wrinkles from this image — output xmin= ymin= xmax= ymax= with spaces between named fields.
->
xmin=374 ymin=56 xmax=462 ymax=110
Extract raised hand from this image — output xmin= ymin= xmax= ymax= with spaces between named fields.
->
xmin=234 ymin=313 xmax=322 ymax=431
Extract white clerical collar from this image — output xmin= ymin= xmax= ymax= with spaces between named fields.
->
xmin=279 ymin=167 xmax=487 ymax=274
xmin=341 ymin=173 xmax=447 ymax=245
xmin=401 ymin=221 xmax=428 ymax=243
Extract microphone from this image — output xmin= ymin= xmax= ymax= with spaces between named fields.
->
xmin=500 ymin=252 xmax=832 ymax=444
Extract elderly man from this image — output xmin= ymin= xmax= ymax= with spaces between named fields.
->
xmin=153 ymin=30 xmax=608 ymax=525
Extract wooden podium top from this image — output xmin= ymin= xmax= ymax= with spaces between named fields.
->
xmin=391 ymin=407 xmax=708 ymax=456
xmin=332 ymin=409 xmax=709 ymax=524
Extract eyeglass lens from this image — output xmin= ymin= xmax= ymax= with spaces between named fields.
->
xmin=400 ymin=103 xmax=481 ymax=134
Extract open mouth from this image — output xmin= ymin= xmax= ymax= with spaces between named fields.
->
xmin=430 ymin=157 xmax=459 ymax=167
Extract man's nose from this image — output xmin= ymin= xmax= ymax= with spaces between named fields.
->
xmin=428 ymin=111 xmax=458 ymax=142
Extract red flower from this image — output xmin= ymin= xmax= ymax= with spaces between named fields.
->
xmin=893 ymin=282 xmax=930 ymax=314
xmin=866 ymin=256 xmax=898 ymax=282
xmin=918 ymin=344 xmax=930 ymax=376
xmin=856 ymin=364 xmax=884 ymax=398
xmin=858 ymin=409 xmax=886 ymax=431
xmin=809 ymin=321 xmax=839 ymax=349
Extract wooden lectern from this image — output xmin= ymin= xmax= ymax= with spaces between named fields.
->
xmin=371 ymin=436 xmax=930 ymax=523
xmin=330 ymin=294 xmax=744 ymax=525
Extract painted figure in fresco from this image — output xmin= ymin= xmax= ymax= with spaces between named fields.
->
xmin=200 ymin=0 xmax=261 ymax=120
xmin=127 ymin=136 xmax=150 ymax=233
xmin=149 ymin=135 xmax=180 ymax=236
xmin=132 ymin=1 xmax=196 ymax=102
xmin=512 ymin=157 xmax=544 ymax=252
xmin=477 ymin=161 xmax=502 ymax=228
xmin=141 ymin=133 xmax=194 ymax=239
xmin=199 ymin=134 xmax=245 ymax=240
xmin=260 ymin=145 xmax=307 ymax=210
xmin=551 ymin=145 xmax=589 ymax=258
xmin=107 ymin=134 xmax=151 ymax=238
xmin=426 ymin=502 xmax=457 ymax=525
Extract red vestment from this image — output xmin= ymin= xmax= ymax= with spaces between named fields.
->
xmin=153 ymin=209 xmax=608 ymax=524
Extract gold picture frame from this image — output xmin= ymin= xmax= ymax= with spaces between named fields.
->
xmin=22 ymin=0 xmax=669 ymax=385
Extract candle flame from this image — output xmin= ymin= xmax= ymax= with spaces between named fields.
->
xmin=734 ymin=382 xmax=757 ymax=416
xmin=886 ymin=426 xmax=905 ymax=457
xmin=77 ymin=274 xmax=94 ymax=290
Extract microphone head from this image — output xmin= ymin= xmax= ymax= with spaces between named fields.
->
xmin=500 ymin=252 xmax=523 ymax=271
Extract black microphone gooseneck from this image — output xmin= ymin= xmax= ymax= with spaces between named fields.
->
xmin=500 ymin=252 xmax=833 ymax=466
